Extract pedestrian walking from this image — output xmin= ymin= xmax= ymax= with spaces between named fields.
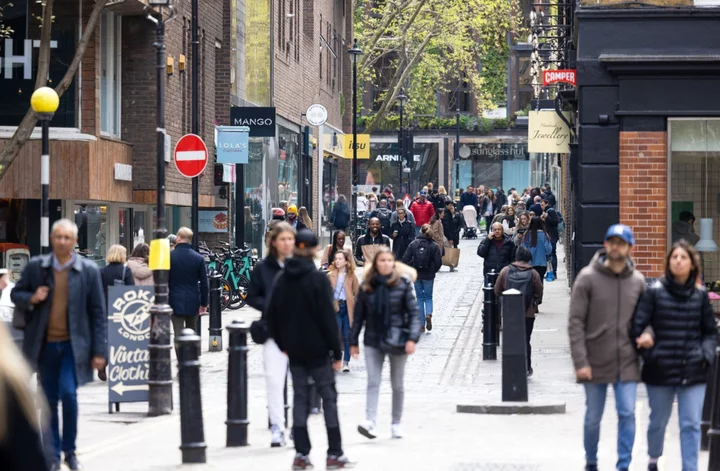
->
xmin=408 ymin=190 xmax=435 ymax=236
xmin=169 ymin=227 xmax=209 ymax=344
xmin=390 ymin=208 xmax=415 ymax=260
xmin=460 ymin=186 xmax=479 ymax=215
xmin=354 ymin=218 xmax=391 ymax=266
xmin=127 ymin=243 xmax=154 ymax=286
xmin=521 ymin=217 xmax=553 ymax=283
xmin=247 ymin=222 xmax=295 ymax=448
xmin=402 ymin=224 xmax=442 ymax=333
xmin=266 ymin=229 xmax=355 ymax=470
xmin=494 ymin=247 xmax=543 ymax=377
xmin=329 ymin=195 xmax=351 ymax=233
xmin=631 ymin=241 xmax=717 ymax=471
xmin=369 ymin=200 xmax=394 ymax=237
xmin=501 ymin=206 xmax=517 ymax=237
xmin=286 ymin=205 xmax=303 ymax=230
xmin=568 ymin=224 xmax=646 ymax=471
xmin=390 ymin=201 xmax=416 ymax=227
xmin=513 ymin=212 xmax=531 ymax=246
xmin=100 ymin=244 xmax=135 ymax=300
xmin=429 ymin=208 xmax=446 ymax=254
xmin=321 ymin=231 xmax=347 ymax=269
xmin=351 ymin=247 xmax=421 ymax=440
xmin=481 ymin=189 xmax=497 ymax=230
xmin=167 ymin=233 xmax=177 ymax=250
xmin=356 ymin=192 xmax=368 ymax=214
xmin=11 ymin=219 xmax=106 ymax=471
xmin=298 ymin=206 xmax=313 ymax=231
xmin=477 ymin=222 xmax=515 ymax=284
xmin=540 ymin=198 xmax=560 ymax=276
xmin=328 ymin=250 xmax=360 ymax=373
xmin=442 ymin=200 xmax=463 ymax=248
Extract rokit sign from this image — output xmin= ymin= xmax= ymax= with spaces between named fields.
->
xmin=107 ymin=286 xmax=154 ymax=408
xmin=230 ymin=107 xmax=276 ymax=137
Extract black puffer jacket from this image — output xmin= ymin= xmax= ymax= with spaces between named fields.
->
xmin=246 ymin=255 xmax=282 ymax=317
xmin=402 ymin=234 xmax=442 ymax=281
xmin=477 ymin=235 xmax=516 ymax=275
xmin=631 ymin=276 xmax=718 ymax=386
xmin=350 ymin=277 xmax=421 ymax=350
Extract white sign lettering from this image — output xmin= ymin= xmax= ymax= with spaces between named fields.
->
xmin=1 ymin=39 xmax=59 ymax=80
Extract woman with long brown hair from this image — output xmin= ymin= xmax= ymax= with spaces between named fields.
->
xmin=328 ymin=250 xmax=360 ymax=372
xmin=482 ymin=189 xmax=497 ymax=231
xmin=351 ymin=247 xmax=421 ymax=440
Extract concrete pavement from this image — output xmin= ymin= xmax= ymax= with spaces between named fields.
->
xmin=70 ymin=239 xmax=707 ymax=470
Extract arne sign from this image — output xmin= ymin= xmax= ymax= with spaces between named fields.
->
xmin=0 ymin=39 xmax=59 ymax=79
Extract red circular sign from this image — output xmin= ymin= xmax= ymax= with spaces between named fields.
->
xmin=174 ymin=134 xmax=208 ymax=178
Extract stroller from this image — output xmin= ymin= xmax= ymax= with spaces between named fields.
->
xmin=462 ymin=205 xmax=479 ymax=239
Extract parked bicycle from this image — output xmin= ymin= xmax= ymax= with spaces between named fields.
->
xmin=199 ymin=241 xmax=258 ymax=311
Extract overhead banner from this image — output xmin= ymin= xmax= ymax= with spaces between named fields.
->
xmin=342 ymin=134 xmax=370 ymax=159
xmin=528 ymin=110 xmax=571 ymax=154
xmin=230 ymin=107 xmax=276 ymax=137
xmin=216 ymin=126 xmax=250 ymax=164
xmin=107 ymin=286 xmax=154 ymax=409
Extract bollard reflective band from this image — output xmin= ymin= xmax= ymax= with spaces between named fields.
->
xmin=149 ymin=239 xmax=171 ymax=270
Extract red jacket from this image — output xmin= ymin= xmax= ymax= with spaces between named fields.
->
xmin=409 ymin=200 xmax=435 ymax=227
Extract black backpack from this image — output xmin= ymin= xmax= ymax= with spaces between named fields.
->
xmin=376 ymin=208 xmax=392 ymax=235
xmin=412 ymin=239 xmax=432 ymax=270
xmin=505 ymin=265 xmax=534 ymax=312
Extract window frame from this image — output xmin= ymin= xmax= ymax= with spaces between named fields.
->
xmin=100 ymin=11 xmax=122 ymax=138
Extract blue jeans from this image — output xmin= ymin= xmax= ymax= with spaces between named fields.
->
xmin=414 ymin=279 xmax=434 ymax=326
xmin=646 ymin=384 xmax=706 ymax=471
xmin=38 ymin=341 xmax=79 ymax=461
xmin=550 ymin=236 xmax=558 ymax=274
xmin=336 ymin=303 xmax=351 ymax=362
xmin=583 ymin=381 xmax=637 ymax=469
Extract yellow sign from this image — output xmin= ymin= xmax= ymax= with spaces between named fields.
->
xmin=322 ymin=133 xmax=345 ymax=159
xmin=528 ymin=111 xmax=571 ymax=154
xmin=343 ymin=134 xmax=370 ymax=159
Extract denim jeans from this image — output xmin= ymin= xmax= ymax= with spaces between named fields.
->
xmin=550 ymin=235 xmax=558 ymax=274
xmin=38 ymin=341 xmax=79 ymax=462
xmin=414 ymin=279 xmax=434 ymax=326
xmin=646 ymin=384 xmax=706 ymax=471
xmin=583 ymin=381 xmax=637 ymax=469
xmin=336 ymin=303 xmax=351 ymax=362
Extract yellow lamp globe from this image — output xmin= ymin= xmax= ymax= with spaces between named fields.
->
xmin=30 ymin=87 xmax=60 ymax=115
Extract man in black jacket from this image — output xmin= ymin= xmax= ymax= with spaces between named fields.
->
xmin=354 ymin=218 xmax=391 ymax=265
xmin=266 ymin=230 xmax=354 ymax=470
xmin=169 ymin=227 xmax=209 ymax=342
xmin=477 ymin=222 xmax=516 ymax=284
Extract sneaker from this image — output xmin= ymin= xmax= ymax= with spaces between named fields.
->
xmin=391 ymin=424 xmax=403 ymax=439
xmin=425 ymin=315 xmax=433 ymax=332
xmin=342 ymin=362 xmax=350 ymax=373
xmin=326 ymin=454 xmax=356 ymax=469
xmin=64 ymin=454 xmax=83 ymax=470
xmin=527 ymin=368 xmax=533 ymax=378
xmin=357 ymin=420 xmax=377 ymax=439
xmin=270 ymin=424 xmax=285 ymax=448
xmin=584 ymin=465 xmax=598 ymax=471
xmin=648 ymin=465 xmax=659 ymax=471
xmin=292 ymin=453 xmax=314 ymax=470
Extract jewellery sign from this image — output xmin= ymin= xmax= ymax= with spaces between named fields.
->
xmin=528 ymin=110 xmax=571 ymax=154
xmin=107 ymin=286 xmax=154 ymax=407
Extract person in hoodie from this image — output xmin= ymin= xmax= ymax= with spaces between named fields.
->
xmin=247 ymin=222 xmax=295 ymax=448
xmin=390 ymin=201 xmax=415 ymax=227
xmin=671 ymin=210 xmax=700 ymax=246
xmin=354 ymin=218 xmax=391 ymax=266
xmin=568 ymin=224 xmax=646 ymax=471
xmin=266 ymin=229 xmax=354 ymax=470
xmin=494 ymin=246 xmax=543 ymax=377
xmin=402 ymin=224 xmax=442 ymax=333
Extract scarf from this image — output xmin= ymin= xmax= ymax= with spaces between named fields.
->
xmin=371 ymin=274 xmax=392 ymax=334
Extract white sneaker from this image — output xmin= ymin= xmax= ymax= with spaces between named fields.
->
xmin=270 ymin=424 xmax=285 ymax=447
xmin=391 ymin=424 xmax=403 ymax=439
xmin=357 ymin=420 xmax=377 ymax=439
xmin=342 ymin=361 xmax=350 ymax=372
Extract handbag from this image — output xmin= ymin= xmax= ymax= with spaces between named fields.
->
xmin=250 ymin=318 xmax=270 ymax=344
xmin=442 ymin=247 xmax=460 ymax=268
xmin=114 ymin=265 xmax=127 ymax=286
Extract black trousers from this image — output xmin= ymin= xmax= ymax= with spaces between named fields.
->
xmin=525 ymin=317 xmax=535 ymax=371
xmin=290 ymin=358 xmax=343 ymax=457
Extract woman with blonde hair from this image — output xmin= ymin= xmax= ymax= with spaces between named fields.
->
xmin=100 ymin=244 xmax=134 ymax=301
xmin=367 ymin=192 xmax=378 ymax=212
xmin=328 ymin=250 xmax=360 ymax=372
xmin=351 ymin=247 xmax=421 ymax=440
xmin=298 ymin=206 xmax=312 ymax=231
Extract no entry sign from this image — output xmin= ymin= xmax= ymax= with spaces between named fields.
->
xmin=174 ymin=134 xmax=208 ymax=178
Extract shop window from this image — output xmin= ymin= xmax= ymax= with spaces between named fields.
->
xmin=74 ymin=205 xmax=108 ymax=266
xmin=362 ymin=142 xmax=439 ymax=197
xmin=100 ymin=11 xmax=122 ymax=137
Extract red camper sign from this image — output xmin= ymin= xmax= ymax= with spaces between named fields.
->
xmin=542 ymin=70 xmax=577 ymax=87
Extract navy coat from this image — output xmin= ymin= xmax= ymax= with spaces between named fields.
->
xmin=330 ymin=201 xmax=351 ymax=229
xmin=169 ymin=243 xmax=209 ymax=316
xmin=11 ymin=254 xmax=106 ymax=386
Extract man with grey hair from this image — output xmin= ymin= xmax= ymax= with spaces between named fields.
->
xmin=12 ymin=218 xmax=106 ymax=471
xmin=169 ymin=227 xmax=209 ymax=344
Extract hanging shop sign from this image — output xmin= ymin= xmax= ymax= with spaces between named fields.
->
xmin=107 ymin=286 xmax=154 ymax=409
xmin=342 ymin=134 xmax=370 ymax=159
xmin=230 ymin=107 xmax=276 ymax=137
xmin=528 ymin=111 xmax=571 ymax=153
xmin=215 ymin=126 xmax=250 ymax=164
xmin=542 ymin=69 xmax=577 ymax=87
xmin=306 ymin=104 xmax=328 ymax=126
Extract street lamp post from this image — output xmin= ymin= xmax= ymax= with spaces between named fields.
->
xmin=30 ymin=87 xmax=59 ymax=254
xmin=397 ymin=89 xmax=407 ymax=194
xmin=146 ymin=0 xmax=176 ymax=417
xmin=455 ymin=108 xmax=460 ymax=197
xmin=348 ymin=39 xmax=362 ymax=244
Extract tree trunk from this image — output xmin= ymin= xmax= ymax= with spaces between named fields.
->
xmin=0 ymin=0 xmax=108 ymax=182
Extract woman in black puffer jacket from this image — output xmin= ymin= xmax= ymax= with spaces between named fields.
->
xmin=350 ymin=247 xmax=421 ymax=441
xmin=631 ymin=241 xmax=717 ymax=471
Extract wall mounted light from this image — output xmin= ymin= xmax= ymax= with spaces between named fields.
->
xmin=178 ymin=54 xmax=186 ymax=73
xmin=167 ymin=56 xmax=174 ymax=76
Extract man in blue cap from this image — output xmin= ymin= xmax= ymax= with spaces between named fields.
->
xmin=568 ymin=224 xmax=646 ymax=471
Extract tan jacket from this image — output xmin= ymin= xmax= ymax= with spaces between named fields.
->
xmin=568 ymin=250 xmax=646 ymax=384
xmin=127 ymin=257 xmax=154 ymax=286
xmin=430 ymin=220 xmax=445 ymax=249
xmin=328 ymin=269 xmax=360 ymax=324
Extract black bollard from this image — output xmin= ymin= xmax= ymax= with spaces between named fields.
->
xmin=482 ymin=270 xmax=499 ymax=361
xmin=500 ymin=289 xmax=528 ymax=402
xmin=227 ymin=320 xmax=250 ymax=447
xmin=176 ymin=328 xmax=207 ymax=463
xmin=488 ymin=270 xmax=500 ymax=346
xmin=148 ymin=290 xmax=173 ymax=416
xmin=208 ymin=271 xmax=223 ymax=352
xmin=708 ymin=346 xmax=720 ymax=467
xmin=703 ymin=366 xmax=715 ymax=451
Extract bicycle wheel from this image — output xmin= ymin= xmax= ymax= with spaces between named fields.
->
xmin=228 ymin=275 xmax=250 ymax=310
xmin=220 ymin=280 xmax=233 ymax=311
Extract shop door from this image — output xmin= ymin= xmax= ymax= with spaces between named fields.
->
xmin=502 ymin=160 xmax=530 ymax=192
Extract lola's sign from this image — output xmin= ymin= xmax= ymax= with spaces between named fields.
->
xmin=542 ymin=69 xmax=577 ymax=87
xmin=528 ymin=111 xmax=571 ymax=154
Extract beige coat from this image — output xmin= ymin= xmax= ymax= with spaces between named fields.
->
xmin=127 ymin=257 xmax=154 ymax=286
xmin=328 ymin=269 xmax=360 ymax=324
xmin=430 ymin=220 xmax=445 ymax=249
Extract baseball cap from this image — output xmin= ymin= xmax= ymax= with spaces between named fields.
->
xmin=295 ymin=229 xmax=318 ymax=249
xmin=605 ymin=224 xmax=635 ymax=246
xmin=420 ymin=190 xmax=427 ymax=196
xmin=287 ymin=204 xmax=298 ymax=215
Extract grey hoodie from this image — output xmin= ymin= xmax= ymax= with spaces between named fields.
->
xmin=568 ymin=249 xmax=646 ymax=384
xmin=672 ymin=220 xmax=700 ymax=245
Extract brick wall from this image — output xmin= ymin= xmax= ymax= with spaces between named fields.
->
xmin=619 ymin=131 xmax=667 ymax=278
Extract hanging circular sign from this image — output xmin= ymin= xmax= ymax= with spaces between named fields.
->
xmin=306 ymin=104 xmax=328 ymax=126
xmin=459 ymin=144 xmax=471 ymax=159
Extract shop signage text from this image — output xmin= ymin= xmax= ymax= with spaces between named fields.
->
xmin=306 ymin=104 xmax=328 ymax=126
xmin=375 ymin=154 xmax=421 ymax=162
xmin=230 ymin=107 xmax=276 ymax=137
xmin=467 ymin=144 xmax=527 ymax=160
xmin=528 ymin=110 xmax=571 ymax=153
xmin=342 ymin=134 xmax=370 ymax=159
xmin=1 ymin=39 xmax=59 ymax=80
xmin=215 ymin=126 xmax=250 ymax=164
xmin=107 ymin=286 xmax=154 ymax=404
xmin=542 ymin=69 xmax=577 ymax=87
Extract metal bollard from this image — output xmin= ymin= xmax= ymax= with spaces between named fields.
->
xmin=208 ymin=271 xmax=223 ymax=352
xmin=176 ymin=328 xmax=207 ymax=463
xmin=703 ymin=366 xmax=715 ymax=450
xmin=707 ymin=346 xmax=720 ymax=466
xmin=226 ymin=320 xmax=250 ymax=447
xmin=482 ymin=270 xmax=499 ymax=361
xmin=488 ymin=270 xmax=500 ymax=346
xmin=148 ymin=274 xmax=173 ymax=417
xmin=500 ymin=289 xmax=528 ymax=402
